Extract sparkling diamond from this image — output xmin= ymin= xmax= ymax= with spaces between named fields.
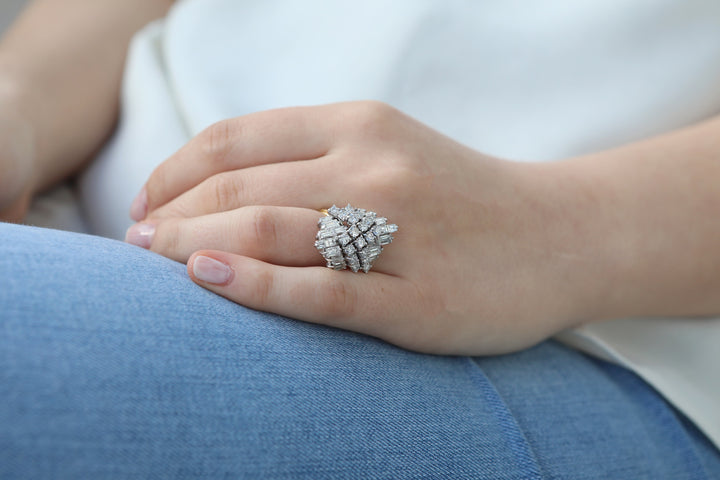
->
xmin=326 ymin=246 xmax=342 ymax=258
xmin=337 ymin=205 xmax=352 ymax=221
xmin=338 ymin=233 xmax=352 ymax=246
xmin=379 ymin=234 xmax=393 ymax=246
xmin=354 ymin=235 xmax=367 ymax=250
xmin=328 ymin=205 xmax=341 ymax=217
xmin=358 ymin=251 xmax=373 ymax=273
xmin=329 ymin=259 xmax=345 ymax=270
xmin=348 ymin=225 xmax=362 ymax=239
xmin=347 ymin=254 xmax=361 ymax=273
xmin=347 ymin=213 xmax=360 ymax=224
xmin=358 ymin=214 xmax=375 ymax=232
xmin=365 ymin=246 xmax=381 ymax=263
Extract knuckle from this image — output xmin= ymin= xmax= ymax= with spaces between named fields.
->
xmin=379 ymin=154 xmax=417 ymax=181
xmin=355 ymin=100 xmax=397 ymax=119
xmin=356 ymin=155 xmax=419 ymax=202
xmin=390 ymin=160 xmax=422 ymax=192
xmin=251 ymin=267 xmax=275 ymax=307
xmin=200 ymin=120 xmax=237 ymax=167
xmin=250 ymin=207 xmax=278 ymax=250
xmin=209 ymin=174 xmax=244 ymax=213
xmin=157 ymin=201 xmax=191 ymax=219
xmin=315 ymin=276 xmax=357 ymax=319
xmin=145 ymin=166 xmax=168 ymax=209
xmin=349 ymin=100 xmax=399 ymax=134
xmin=151 ymin=221 xmax=180 ymax=256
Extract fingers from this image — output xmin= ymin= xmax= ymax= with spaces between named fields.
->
xmin=126 ymin=206 xmax=324 ymax=266
xmin=147 ymin=157 xmax=346 ymax=220
xmin=187 ymin=251 xmax=421 ymax=344
xmin=134 ymin=105 xmax=342 ymax=221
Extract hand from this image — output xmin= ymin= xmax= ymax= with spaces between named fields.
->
xmin=0 ymin=81 xmax=35 ymax=223
xmin=126 ymin=101 xmax=610 ymax=355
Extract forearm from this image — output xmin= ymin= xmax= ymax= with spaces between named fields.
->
xmin=0 ymin=0 xmax=173 ymax=192
xmin=558 ymin=115 xmax=720 ymax=321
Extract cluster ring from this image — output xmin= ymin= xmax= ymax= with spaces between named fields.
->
xmin=315 ymin=204 xmax=398 ymax=273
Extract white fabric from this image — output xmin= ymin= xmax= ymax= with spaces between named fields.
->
xmin=24 ymin=185 xmax=87 ymax=233
xmin=61 ymin=0 xmax=720 ymax=446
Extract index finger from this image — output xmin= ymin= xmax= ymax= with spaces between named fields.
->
xmin=132 ymin=104 xmax=338 ymax=221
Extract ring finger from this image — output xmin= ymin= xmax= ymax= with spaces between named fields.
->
xmin=127 ymin=206 xmax=326 ymax=266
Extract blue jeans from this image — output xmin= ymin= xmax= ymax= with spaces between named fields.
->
xmin=1 ymin=222 xmax=719 ymax=479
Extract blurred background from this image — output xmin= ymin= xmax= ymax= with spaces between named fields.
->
xmin=0 ymin=0 xmax=26 ymax=35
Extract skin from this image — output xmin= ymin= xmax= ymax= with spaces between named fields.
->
xmin=0 ymin=81 xmax=33 ymax=222
xmin=0 ymin=0 xmax=173 ymax=219
xmin=126 ymin=102 xmax=605 ymax=355
xmin=3 ymin=0 xmax=720 ymax=355
xmin=126 ymin=102 xmax=720 ymax=355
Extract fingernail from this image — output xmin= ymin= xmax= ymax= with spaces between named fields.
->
xmin=125 ymin=223 xmax=155 ymax=249
xmin=193 ymin=256 xmax=234 ymax=285
xmin=130 ymin=187 xmax=148 ymax=221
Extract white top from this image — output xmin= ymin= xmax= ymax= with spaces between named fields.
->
xmin=32 ymin=0 xmax=720 ymax=447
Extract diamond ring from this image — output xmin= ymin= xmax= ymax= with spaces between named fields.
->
xmin=315 ymin=204 xmax=398 ymax=273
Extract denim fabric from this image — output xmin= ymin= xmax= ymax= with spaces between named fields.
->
xmin=1 ymin=222 xmax=719 ymax=479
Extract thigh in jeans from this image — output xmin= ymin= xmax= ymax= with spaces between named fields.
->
xmin=1 ymin=223 xmax=718 ymax=479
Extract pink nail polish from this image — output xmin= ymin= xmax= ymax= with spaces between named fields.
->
xmin=130 ymin=187 xmax=148 ymax=221
xmin=125 ymin=223 xmax=155 ymax=249
xmin=193 ymin=256 xmax=233 ymax=285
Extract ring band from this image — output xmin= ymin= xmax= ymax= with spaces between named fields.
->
xmin=315 ymin=204 xmax=398 ymax=273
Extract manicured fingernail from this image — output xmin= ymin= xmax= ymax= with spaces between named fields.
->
xmin=130 ymin=187 xmax=148 ymax=221
xmin=125 ymin=223 xmax=155 ymax=249
xmin=193 ymin=256 xmax=234 ymax=285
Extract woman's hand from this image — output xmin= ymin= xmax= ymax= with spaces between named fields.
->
xmin=126 ymin=101 xmax=612 ymax=355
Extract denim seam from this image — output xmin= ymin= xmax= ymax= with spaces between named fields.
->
xmin=465 ymin=357 xmax=545 ymax=480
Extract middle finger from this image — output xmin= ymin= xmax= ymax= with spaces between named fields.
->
xmin=147 ymin=157 xmax=349 ymax=220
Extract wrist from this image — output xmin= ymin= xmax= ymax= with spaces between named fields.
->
xmin=510 ymin=158 xmax=627 ymax=328
xmin=549 ymin=140 xmax=720 ymax=324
